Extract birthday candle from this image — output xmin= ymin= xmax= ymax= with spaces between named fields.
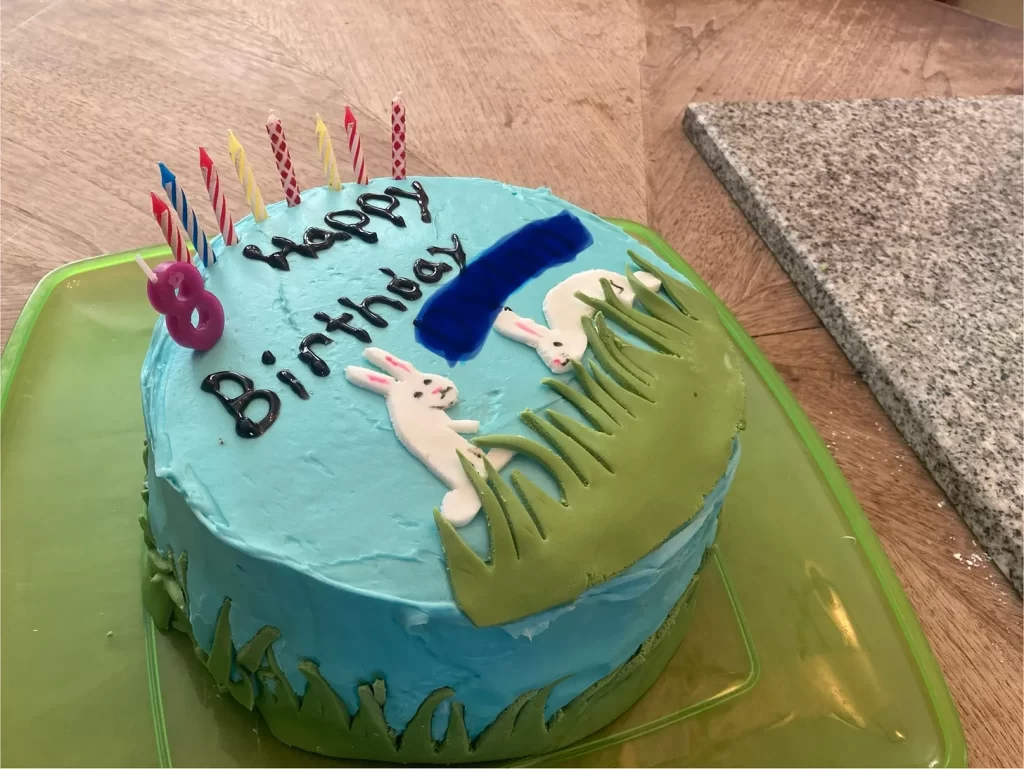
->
xmin=344 ymin=104 xmax=368 ymax=185
xmin=391 ymin=93 xmax=407 ymax=181
xmin=135 ymin=253 xmax=158 ymax=282
xmin=227 ymin=130 xmax=268 ymax=222
xmin=159 ymin=162 xmax=214 ymax=267
xmin=199 ymin=147 xmax=239 ymax=246
xmin=314 ymin=114 xmax=343 ymax=191
xmin=150 ymin=193 xmax=191 ymax=264
xmin=266 ymin=113 xmax=302 ymax=207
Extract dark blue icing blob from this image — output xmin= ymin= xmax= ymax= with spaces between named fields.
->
xmin=413 ymin=211 xmax=593 ymax=363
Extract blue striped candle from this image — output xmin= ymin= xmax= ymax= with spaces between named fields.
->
xmin=158 ymin=162 xmax=215 ymax=267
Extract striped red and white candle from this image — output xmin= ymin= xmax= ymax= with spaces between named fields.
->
xmin=344 ymin=104 xmax=368 ymax=185
xmin=266 ymin=113 xmax=302 ymax=206
xmin=198 ymin=147 xmax=238 ymax=245
xmin=150 ymin=193 xmax=191 ymax=263
xmin=391 ymin=93 xmax=406 ymax=180
xmin=159 ymin=163 xmax=214 ymax=267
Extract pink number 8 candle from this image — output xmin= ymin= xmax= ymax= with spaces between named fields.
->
xmin=145 ymin=260 xmax=225 ymax=351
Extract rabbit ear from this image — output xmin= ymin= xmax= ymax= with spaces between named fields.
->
xmin=345 ymin=365 xmax=396 ymax=396
xmin=363 ymin=347 xmax=418 ymax=381
xmin=493 ymin=308 xmax=549 ymax=349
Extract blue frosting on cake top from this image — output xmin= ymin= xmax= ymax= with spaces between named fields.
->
xmin=141 ymin=177 xmax=735 ymax=738
xmin=143 ymin=176 xmax=706 ymax=605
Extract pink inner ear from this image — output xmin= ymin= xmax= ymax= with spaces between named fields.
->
xmin=515 ymin=321 xmax=542 ymax=337
xmin=385 ymin=355 xmax=411 ymax=372
xmin=368 ymin=374 xmax=390 ymax=385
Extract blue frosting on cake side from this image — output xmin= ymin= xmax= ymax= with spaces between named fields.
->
xmin=141 ymin=177 xmax=739 ymax=739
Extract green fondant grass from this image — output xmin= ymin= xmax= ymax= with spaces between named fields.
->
xmin=140 ymin=501 xmax=704 ymax=763
xmin=436 ymin=252 xmax=745 ymax=626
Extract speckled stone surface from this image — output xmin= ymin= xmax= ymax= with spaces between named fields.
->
xmin=684 ymin=97 xmax=1023 ymax=593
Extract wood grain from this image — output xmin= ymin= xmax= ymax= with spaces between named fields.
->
xmin=2 ymin=0 xmax=1021 ymax=765
xmin=638 ymin=3 xmax=1022 ymax=765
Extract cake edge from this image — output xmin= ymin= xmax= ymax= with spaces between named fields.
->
xmin=139 ymin=469 xmax=708 ymax=763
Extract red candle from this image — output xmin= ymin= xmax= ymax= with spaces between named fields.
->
xmin=344 ymin=105 xmax=368 ymax=185
xmin=266 ymin=113 xmax=302 ymax=207
xmin=199 ymin=147 xmax=239 ymax=245
xmin=150 ymin=192 xmax=191 ymax=263
xmin=391 ymin=93 xmax=407 ymax=180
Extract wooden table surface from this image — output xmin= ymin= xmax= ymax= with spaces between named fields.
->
xmin=2 ymin=0 xmax=1021 ymax=764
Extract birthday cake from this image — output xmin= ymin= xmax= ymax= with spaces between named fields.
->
xmin=139 ymin=114 xmax=745 ymax=763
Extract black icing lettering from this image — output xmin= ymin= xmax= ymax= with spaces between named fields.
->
xmin=324 ymin=210 xmax=378 ymax=243
xmin=268 ymin=236 xmax=306 ymax=258
xmin=385 ymin=181 xmax=431 ymax=223
xmin=243 ymin=244 xmax=290 ymax=271
xmin=261 ymin=350 xmax=276 ymax=365
xmin=269 ymin=236 xmax=311 ymax=261
xmin=277 ymin=369 xmax=310 ymax=400
xmin=201 ymin=371 xmax=281 ymax=439
xmin=427 ymin=234 xmax=466 ymax=270
xmin=305 ymin=226 xmax=348 ymax=252
xmin=357 ymin=193 xmax=406 ymax=228
xmin=313 ymin=311 xmax=372 ymax=343
xmin=338 ymin=295 xmax=408 ymax=328
xmin=413 ymin=258 xmax=453 ymax=284
xmin=379 ymin=268 xmax=422 ymax=300
xmin=298 ymin=332 xmax=333 ymax=377
xmin=242 ymin=227 xmax=346 ymax=272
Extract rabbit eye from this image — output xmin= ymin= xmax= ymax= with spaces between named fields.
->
xmin=552 ymin=341 xmax=563 ymax=348
xmin=423 ymin=378 xmax=432 ymax=385
xmin=413 ymin=391 xmax=423 ymax=398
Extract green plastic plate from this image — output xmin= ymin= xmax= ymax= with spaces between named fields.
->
xmin=0 ymin=224 xmax=965 ymax=767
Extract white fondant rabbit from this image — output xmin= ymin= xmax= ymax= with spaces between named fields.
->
xmin=493 ymin=269 xmax=662 ymax=373
xmin=344 ymin=348 xmax=514 ymax=527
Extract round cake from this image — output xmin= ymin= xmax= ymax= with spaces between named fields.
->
xmin=140 ymin=175 xmax=745 ymax=762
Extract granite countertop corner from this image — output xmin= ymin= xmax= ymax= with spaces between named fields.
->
xmin=684 ymin=96 xmax=1023 ymax=592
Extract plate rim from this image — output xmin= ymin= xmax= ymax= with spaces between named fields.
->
xmin=1 ymin=244 xmax=171 ymax=412
xmin=0 ymin=228 xmax=966 ymax=767
xmin=612 ymin=217 xmax=966 ymax=768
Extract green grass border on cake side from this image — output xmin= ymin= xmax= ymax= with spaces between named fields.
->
xmin=140 ymin=493 xmax=707 ymax=764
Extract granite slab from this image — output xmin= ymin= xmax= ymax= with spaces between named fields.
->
xmin=684 ymin=96 xmax=1023 ymax=593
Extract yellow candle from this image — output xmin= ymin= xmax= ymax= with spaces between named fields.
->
xmin=227 ymin=130 xmax=268 ymax=222
xmin=314 ymin=114 xmax=343 ymax=192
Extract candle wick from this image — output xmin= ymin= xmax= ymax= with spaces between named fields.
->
xmin=136 ymin=254 xmax=158 ymax=283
